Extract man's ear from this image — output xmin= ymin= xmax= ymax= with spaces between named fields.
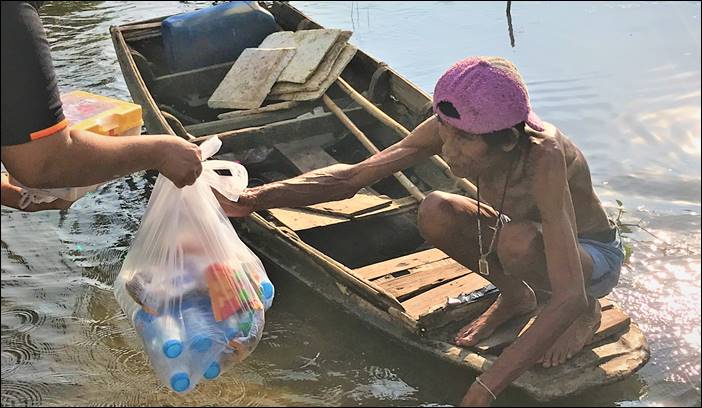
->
xmin=501 ymin=129 xmax=520 ymax=152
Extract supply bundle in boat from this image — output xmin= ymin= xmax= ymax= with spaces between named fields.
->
xmin=114 ymin=138 xmax=274 ymax=394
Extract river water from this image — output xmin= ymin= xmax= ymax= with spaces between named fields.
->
xmin=1 ymin=1 xmax=700 ymax=406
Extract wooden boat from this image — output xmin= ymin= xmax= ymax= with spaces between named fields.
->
xmin=109 ymin=1 xmax=649 ymax=401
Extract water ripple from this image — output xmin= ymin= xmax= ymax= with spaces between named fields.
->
xmin=0 ymin=382 xmax=47 ymax=407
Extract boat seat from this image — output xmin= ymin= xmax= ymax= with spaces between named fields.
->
xmin=353 ymin=248 xmax=496 ymax=328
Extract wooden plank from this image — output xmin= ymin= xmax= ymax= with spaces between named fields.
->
xmin=218 ymin=101 xmax=305 ymax=120
xmin=120 ymin=22 xmax=161 ymax=41
xmin=274 ymin=133 xmax=337 ymax=172
xmin=268 ymin=208 xmax=347 ymax=231
xmin=306 ymin=193 xmax=392 ymax=218
xmin=259 ymin=29 xmax=342 ymax=84
xmin=270 ymin=45 xmax=358 ymax=101
xmin=276 ymin=134 xmax=394 ymax=219
xmin=152 ymin=60 xmax=234 ymax=97
xmin=191 ymin=106 xmax=372 ymax=150
xmin=354 ymin=248 xmax=449 ymax=281
xmin=591 ymin=306 xmax=630 ymax=344
xmin=402 ymin=273 xmax=492 ymax=319
xmin=208 ymin=47 xmax=296 ymax=110
xmin=474 ymin=299 xmax=630 ymax=353
xmin=271 ymin=31 xmax=352 ymax=94
xmin=378 ymin=258 xmax=471 ymax=301
xmin=189 ymin=103 xmax=318 ymax=136
xmin=419 ymin=292 xmax=496 ymax=331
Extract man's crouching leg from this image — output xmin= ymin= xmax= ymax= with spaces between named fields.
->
xmin=417 ymin=192 xmax=537 ymax=348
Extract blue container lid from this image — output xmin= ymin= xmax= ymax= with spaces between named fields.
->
xmin=203 ymin=362 xmax=221 ymax=380
xmin=259 ymin=281 xmax=274 ymax=300
xmin=163 ymin=340 xmax=183 ymax=358
xmin=190 ymin=335 xmax=212 ymax=353
xmin=170 ymin=372 xmax=190 ymax=392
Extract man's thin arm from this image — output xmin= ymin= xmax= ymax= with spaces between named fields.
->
xmin=239 ymin=116 xmax=443 ymax=211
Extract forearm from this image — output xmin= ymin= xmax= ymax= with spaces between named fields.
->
xmin=241 ymin=163 xmax=360 ymax=211
xmin=36 ymin=129 xmax=168 ymax=188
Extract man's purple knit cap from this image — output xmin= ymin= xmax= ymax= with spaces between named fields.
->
xmin=433 ymin=56 xmax=544 ymax=134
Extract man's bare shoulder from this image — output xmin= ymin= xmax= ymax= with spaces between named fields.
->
xmin=528 ymin=122 xmax=583 ymax=166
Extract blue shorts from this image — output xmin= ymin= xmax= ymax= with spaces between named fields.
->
xmin=499 ymin=215 xmax=624 ymax=298
xmin=578 ymin=228 xmax=625 ymax=298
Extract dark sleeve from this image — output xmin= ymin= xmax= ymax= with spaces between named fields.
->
xmin=1 ymin=1 xmax=66 ymax=147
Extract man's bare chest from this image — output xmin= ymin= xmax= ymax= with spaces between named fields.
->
xmin=475 ymin=174 xmax=541 ymax=222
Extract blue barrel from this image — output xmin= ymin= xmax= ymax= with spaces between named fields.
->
xmin=161 ymin=1 xmax=279 ymax=73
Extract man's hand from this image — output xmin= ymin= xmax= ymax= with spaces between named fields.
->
xmin=460 ymin=382 xmax=495 ymax=407
xmin=156 ymin=137 xmax=203 ymax=188
xmin=213 ymin=188 xmax=255 ymax=218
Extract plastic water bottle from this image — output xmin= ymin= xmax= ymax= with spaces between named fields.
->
xmin=133 ymin=309 xmax=184 ymax=359
xmin=258 ymin=280 xmax=275 ymax=311
xmin=169 ymin=371 xmax=192 ymax=393
xmin=203 ymin=361 xmax=221 ymax=380
xmin=133 ymin=309 xmax=191 ymax=393
xmin=180 ymin=298 xmax=217 ymax=353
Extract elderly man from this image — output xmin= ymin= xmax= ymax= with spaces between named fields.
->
xmin=214 ymin=56 xmax=624 ymax=406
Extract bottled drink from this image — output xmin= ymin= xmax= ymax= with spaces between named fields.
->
xmin=133 ymin=309 xmax=184 ymax=359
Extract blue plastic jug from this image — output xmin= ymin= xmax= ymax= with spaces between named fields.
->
xmin=161 ymin=1 xmax=279 ymax=73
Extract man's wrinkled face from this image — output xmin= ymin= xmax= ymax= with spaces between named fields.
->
xmin=436 ymin=115 xmax=493 ymax=177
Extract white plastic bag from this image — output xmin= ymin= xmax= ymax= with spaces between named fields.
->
xmin=114 ymin=137 xmax=274 ymax=393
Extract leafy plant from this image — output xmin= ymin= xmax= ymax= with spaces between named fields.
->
xmin=614 ymin=199 xmax=635 ymax=263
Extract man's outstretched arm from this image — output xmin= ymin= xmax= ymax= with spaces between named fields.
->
xmin=217 ymin=116 xmax=444 ymax=217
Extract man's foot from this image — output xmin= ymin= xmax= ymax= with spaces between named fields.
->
xmin=454 ymin=285 xmax=537 ymax=347
xmin=538 ymin=299 xmax=601 ymax=368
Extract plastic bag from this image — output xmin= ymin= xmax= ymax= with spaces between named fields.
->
xmin=114 ymin=137 xmax=274 ymax=393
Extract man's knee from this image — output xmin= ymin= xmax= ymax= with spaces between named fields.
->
xmin=496 ymin=221 xmax=543 ymax=268
xmin=418 ymin=191 xmax=459 ymax=242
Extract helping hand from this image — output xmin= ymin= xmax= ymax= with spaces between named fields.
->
xmin=157 ymin=137 xmax=203 ymax=188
